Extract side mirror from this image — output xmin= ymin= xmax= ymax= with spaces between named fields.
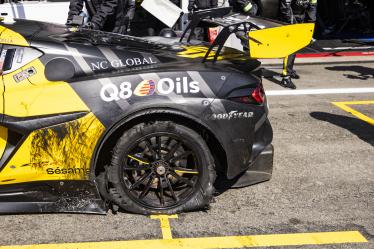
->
xmin=45 ymin=58 xmax=75 ymax=82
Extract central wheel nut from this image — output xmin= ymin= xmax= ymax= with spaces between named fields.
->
xmin=156 ymin=166 xmax=166 ymax=175
xmin=153 ymin=161 xmax=169 ymax=175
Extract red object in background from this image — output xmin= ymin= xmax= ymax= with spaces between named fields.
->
xmin=297 ymin=51 xmax=374 ymax=58
xmin=208 ymin=27 xmax=219 ymax=44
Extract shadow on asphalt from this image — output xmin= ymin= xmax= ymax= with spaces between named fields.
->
xmin=310 ymin=112 xmax=374 ymax=146
xmin=325 ymin=65 xmax=374 ymax=81
xmin=213 ymin=173 xmax=241 ymax=196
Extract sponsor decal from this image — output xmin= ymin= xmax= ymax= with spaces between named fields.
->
xmin=19 ymin=162 xmax=89 ymax=176
xmin=13 ymin=66 xmax=37 ymax=83
xmin=134 ymin=80 xmax=156 ymax=96
xmin=15 ymin=47 xmax=24 ymax=63
xmin=91 ymin=56 xmax=157 ymax=71
xmin=46 ymin=167 xmax=90 ymax=175
xmin=0 ymin=38 xmax=13 ymax=44
xmin=207 ymin=111 xmax=254 ymax=120
xmin=100 ymin=77 xmax=200 ymax=102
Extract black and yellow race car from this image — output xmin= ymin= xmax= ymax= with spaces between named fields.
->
xmin=0 ymin=9 xmax=313 ymax=214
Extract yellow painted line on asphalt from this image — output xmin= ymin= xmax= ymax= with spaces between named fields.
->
xmin=150 ymin=214 xmax=178 ymax=239
xmin=0 ymin=231 xmax=367 ymax=249
xmin=333 ymin=100 xmax=374 ymax=126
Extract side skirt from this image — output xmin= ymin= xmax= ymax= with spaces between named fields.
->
xmin=0 ymin=180 xmax=107 ymax=214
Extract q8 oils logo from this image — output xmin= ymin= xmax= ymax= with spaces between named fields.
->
xmin=133 ymin=80 xmax=156 ymax=96
xmin=100 ymin=77 xmax=200 ymax=102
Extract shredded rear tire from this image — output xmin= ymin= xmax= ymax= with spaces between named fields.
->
xmin=106 ymin=121 xmax=216 ymax=215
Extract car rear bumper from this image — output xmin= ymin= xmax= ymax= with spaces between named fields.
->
xmin=231 ymin=144 xmax=274 ymax=188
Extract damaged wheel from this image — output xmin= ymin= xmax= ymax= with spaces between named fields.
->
xmin=107 ymin=121 xmax=216 ymax=214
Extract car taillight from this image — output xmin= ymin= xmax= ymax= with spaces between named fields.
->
xmin=251 ymin=84 xmax=265 ymax=104
xmin=229 ymin=84 xmax=265 ymax=105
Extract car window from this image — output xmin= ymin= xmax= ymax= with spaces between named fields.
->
xmin=0 ymin=46 xmax=43 ymax=75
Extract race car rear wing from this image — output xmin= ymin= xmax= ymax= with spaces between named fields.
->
xmin=180 ymin=7 xmax=315 ymax=62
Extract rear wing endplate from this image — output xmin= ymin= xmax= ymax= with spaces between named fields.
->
xmin=248 ymin=23 xmax=315 ymax=59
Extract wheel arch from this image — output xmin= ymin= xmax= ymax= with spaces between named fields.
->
xmin=90 ymin=108 xmax=227 ymax=179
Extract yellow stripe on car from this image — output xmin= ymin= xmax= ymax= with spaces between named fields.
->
xmin=0 ymin=26 xmax=29 ymax=46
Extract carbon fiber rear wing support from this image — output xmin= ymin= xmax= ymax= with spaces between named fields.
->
xmin=179 ymin=7 xmax=232 ymax=43
xmin=201 ymin=19 xmax=262 ymax=63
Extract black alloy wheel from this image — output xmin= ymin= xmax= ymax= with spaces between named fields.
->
xmin=123 ymin=134 xmax=200 ymax=209
xmin=107 ymin=121 xmax=216 ymax=214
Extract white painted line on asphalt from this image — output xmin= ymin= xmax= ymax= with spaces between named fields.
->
xmin=266 ymin=88 xmax=374 ymax=96
xmin=323 ymin=46 xmax=373 ymax=50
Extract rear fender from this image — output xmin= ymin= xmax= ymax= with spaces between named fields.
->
xmin=90 ymin=108 xmax=226 ymax=176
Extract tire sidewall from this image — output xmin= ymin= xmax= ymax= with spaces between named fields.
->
xmin=108 ymin=121 xmax=216 ymax=214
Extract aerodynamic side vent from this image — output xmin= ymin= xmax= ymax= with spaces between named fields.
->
xmin=1 ymin=46 xmax=43 ymax=75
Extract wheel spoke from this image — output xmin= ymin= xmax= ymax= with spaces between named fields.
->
xmin=165 ymin=174 xmax=178 ymax=201
xmin=158 ymin=176 xmax=165 ymax=206
xmin=170 ymin=151 xmax=193 ymax=163
xmin=128 ymin=155 xmax=150 ymax=165
xmin=164 ymin=141 xmax=182 ymax=161
xmin=144 ymin=139 xmax=157 ymax=160
xmin=129 ymin=171 xmax=153 ymax=190
xmin=125 ymin=133 xmax=199 ymax=209
xmin=164 ymin=137 xmax=172 ymax=150
xmin=123 ymin=166 xmax=150 ymax=171
xmin=170 ymin=171 xmax=194 ymax=187
xmin=174 ymin=167 xmax=199 ymax=175
xmin=139 ymin=175 xmax=154 ymax=199
xmin=156 ymin=136 xmax=161 ymax=157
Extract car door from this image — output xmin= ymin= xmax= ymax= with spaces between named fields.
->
xmin=0 ymin=43 xmax=105 ymax=185
xmin=0 ymin=45 xmax=45 ymax=170
xmin=0 ymin=44 xmax=6 ymax=161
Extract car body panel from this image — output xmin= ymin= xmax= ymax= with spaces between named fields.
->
xmin=0 ymin=19 xmax=273 ymax=214
xmin=3 ymin=58 xmax=90 ymax=118
xmin=0 ymin=25 xmax=29 ymax=47
xmin=0 ymin=113 xmax=104 ymax=185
